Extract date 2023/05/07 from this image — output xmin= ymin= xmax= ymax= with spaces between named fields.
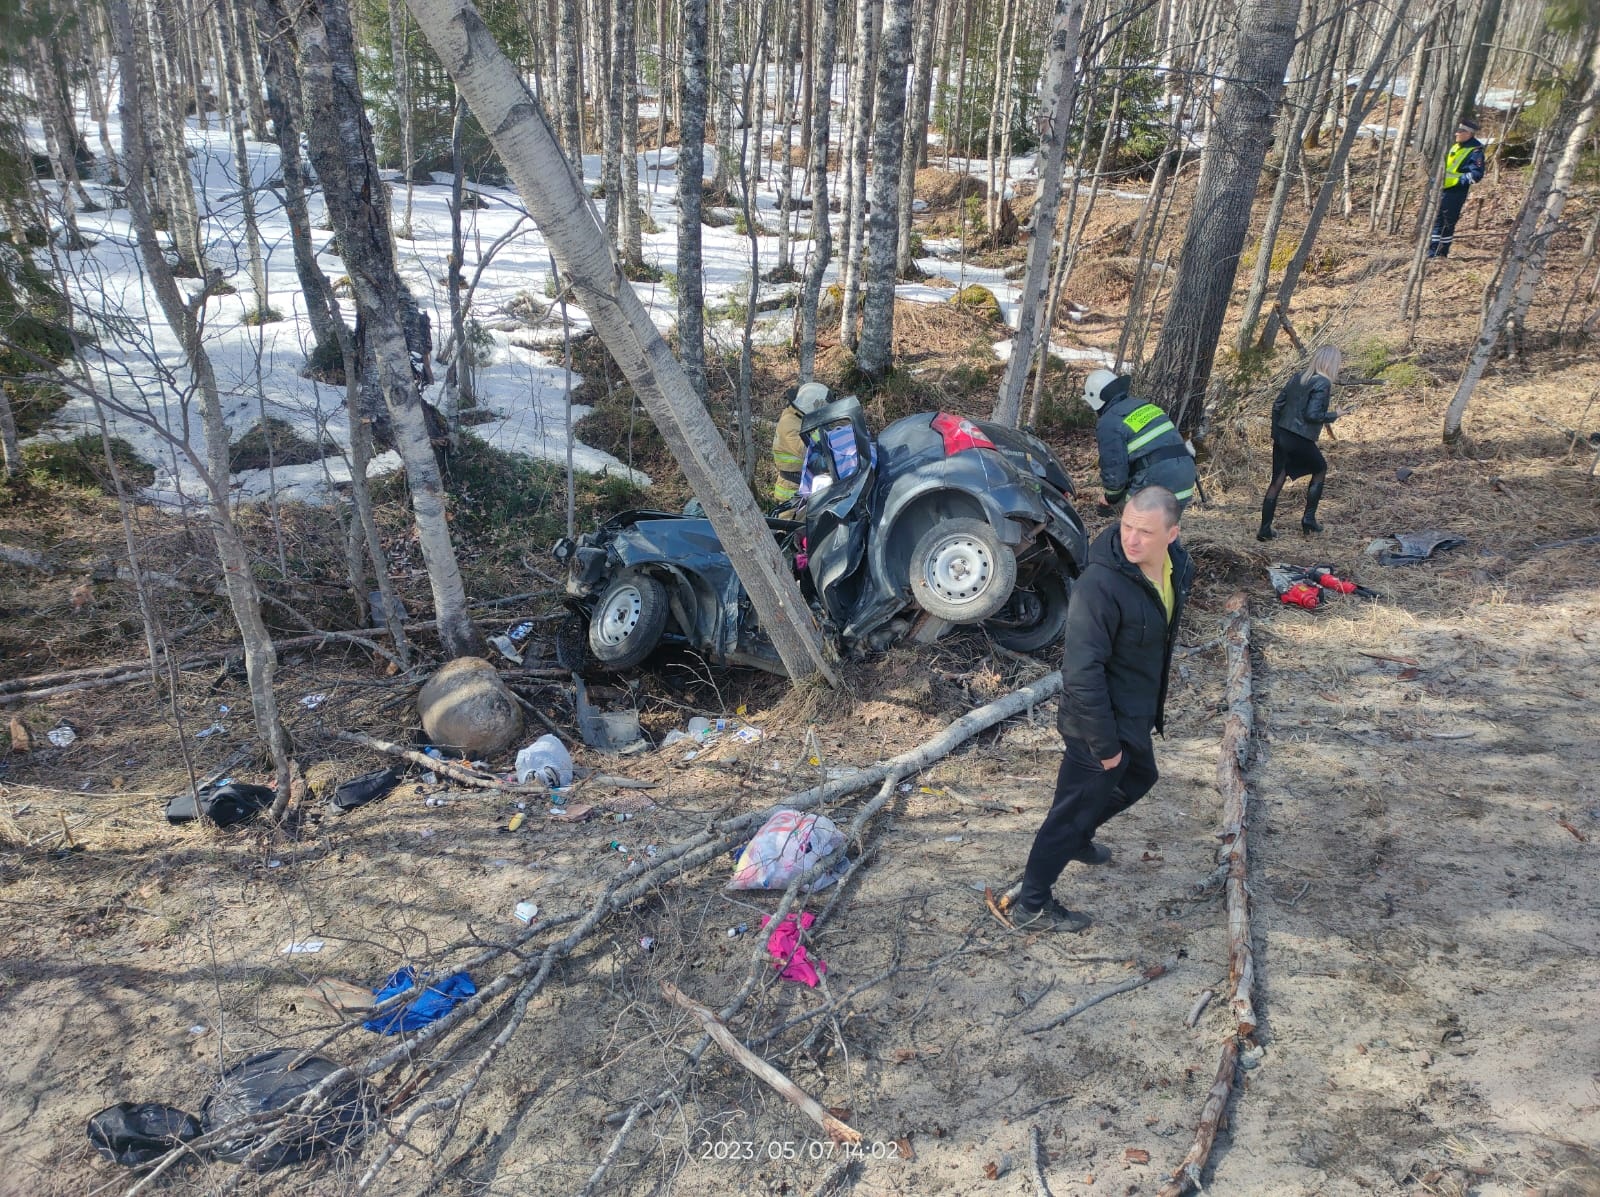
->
xmin=699 ymin=1137 xmax=908 ymax=1162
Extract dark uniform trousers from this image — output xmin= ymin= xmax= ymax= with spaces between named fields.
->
xmin=1019 ymin=724 xmax=1158 ymax=910
xmin=1429 ymin=186 xmax=1469 ymax=258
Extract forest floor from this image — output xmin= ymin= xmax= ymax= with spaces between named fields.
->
xmin=3 ymin=153 xmax=1600 ymax=1197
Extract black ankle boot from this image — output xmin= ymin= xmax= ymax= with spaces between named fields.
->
xmin=1256 ymin=494 xmax=1278 ymax=541
xmin=1301 ymin=480 xmax=1325 ymax=533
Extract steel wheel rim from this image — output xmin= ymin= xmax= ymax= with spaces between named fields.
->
xmin=594 ymin=584 xmax=644 ymax=647
xmin=925 ymin=534 xmax=994 ymax=604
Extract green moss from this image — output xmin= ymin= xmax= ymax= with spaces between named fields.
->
xmin=948 ymin=284 xmax=1003 ymax=324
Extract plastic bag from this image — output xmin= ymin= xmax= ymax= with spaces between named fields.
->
xmin=515 ymin=734 xmax=572 ymax=786
xmin=727 ymin=809 xmax=848 ymax=891
xmin=201 ymin=1049 xmax=372 ymax=1169
xmin=86 ymin=1102 xmax=201 ymax=1167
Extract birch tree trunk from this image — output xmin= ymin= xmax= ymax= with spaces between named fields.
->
xmin=619 ymin=0 xmax=644 ymax=270
xmin=1458 ymin=0 xmax=1503 ymax=120
xmin=1260 ymin=3 xmax=1412 ymax=353
xmin=214 ymin=3 xmax=271 ymax=316
xmin=110 ymin=0 xmax=292 ymax=799
xmin=797 ymin=0 xmax=839 ymax=380
xmin=404 ymin=0 xmax=839 ymax=684
xmin=0 ymin=385 xmax=21 ymax=478
xmin=896 ymin=0 xmax=937 ymax=277
xmin=993 ymin=0 xmax=1083 ymax=426
xmin=838 ymin=0 xmax=882 ymax=352
xmin=388 ymin=0 xmax=417 ymax=238
xmin=1506 ymin=29 xmax=1600 ymax=356
xmin=255 ymin=0 xmax=344 ymax=358
xmin=284 ymin=0 xmax=481 ymax=658
xmin=677 ymin=0 xmax=710 ymax=401
xmin=713 ymin=0 xmax=739 ymax=196
xmin=558 ymin=0 xmax=583 ymax=164
xmin=1139 ymin=0 xmax=1301 ymax=433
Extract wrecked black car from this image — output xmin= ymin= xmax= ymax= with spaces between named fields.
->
xmin=552 ymin=403 xmax=1089 ymax=675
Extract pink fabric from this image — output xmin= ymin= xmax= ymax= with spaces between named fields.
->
xmin=759 ymin=912 xmax=827 ymax=987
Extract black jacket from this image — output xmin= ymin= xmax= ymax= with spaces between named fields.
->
xmin=1272 ymin=373 xmax=1337 ymax=443
xmin=1057 ymin=525 xmax=1194 ymax=758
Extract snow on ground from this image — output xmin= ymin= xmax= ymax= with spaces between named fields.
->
xmin=29 ymin=92 xmax=1090 ymax=507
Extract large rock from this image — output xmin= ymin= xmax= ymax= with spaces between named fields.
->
xmin=418 ymin=658 xmax=523 ymax=757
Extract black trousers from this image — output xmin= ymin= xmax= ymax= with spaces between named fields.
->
xmin=1429 ymin=186 xmax=1469 ymax=257
xmin=1019 ymin=730 xmax=1159 ymax=910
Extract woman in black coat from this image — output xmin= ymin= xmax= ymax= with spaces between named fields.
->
xmin=1258 ymin=345 xmax=1341 ymax=539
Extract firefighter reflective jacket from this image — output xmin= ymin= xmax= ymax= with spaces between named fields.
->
xmin=1094 ymin=378 xmax=1196 ymax=507
xmin=771 ymin=403 xmax=806 ymax=502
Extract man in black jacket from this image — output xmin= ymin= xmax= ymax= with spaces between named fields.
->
xmin=1014 ymin=487 xmax=1194 ymax=932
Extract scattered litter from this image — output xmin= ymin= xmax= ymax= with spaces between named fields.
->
xmin=364 ymin=967 xmax=476 ymax=1035
xmin=574 ymin=674 xmax=645 ymax=752
xmin=760 ymin=912 xmax=827 ymax=987
xmin=549 ymin=803 xmax=594 ymax=822
xmin=682 ymin=750 xmax=699 ymax=761
xmin=189 ymin=1025 xmax=207 ymax=1035
xmin=419 ymin=828 xmax=434 ymax=838
xmin=733 ymin=725 xmax=763 ymax=744
xmin=281 ymin=939 xmax=326 ymax=955
xmin=515 ymin=734 xmax=573 ymax=786
xmin=217 ymin=704 xmax=230 ymax=714
xmin=645 ymin=844 xmax=659 ymax=858
xmin=1240 ymin=1044 xmax=1267 ymax=1070
xmin=727 ymin=924 xmax=748 ymax=938
xmin=607 ymin=841 xmax=626 ymax=853
xmin=423 ymin=795 xmax=459 ymax=807
xmin=267 ymin=860 xmax=283 ymax=869
xmin=331 ymin=767 xmax=400 ymax=812
xmin=203 ymin=1049 xmax=373 ymax=1166
xmin=687 ymin=716 xmax=713 ymax=738
xmin=166 ymin=782 xmax=275 ymax=827
xmin=1370 ymin=530 xmax=1467 ymax=565
xmin=944 ymin=834 xmax=964 ymax=843
xmin=507 ymin=812 xmax=526 ymax=832
xmin=46 ymin=726 xmax=77 ymax=748
xmin=492 ymin=619 xmax=537 ymax=662
xmin=661 ymin=730 xmax=690 ymax=747
xmin=195 ymin=722 xmax=226 ymax=739
xmin=513 ymin=899 xmax=540 ymax=924
xmin=639 ymin=936 xmax=655 ymax=951
xmin=487 ymin=858 xmax=512 ymax=868
xmin=727 ymin=809 xmax=849 ymax=891
xmin=299 ymin=693 xmax=327 ymax=710
xmin=87 ymin=1103 xmax=202 ymax=1168
xmin=899 ymin=782 xmax=913 ymax=793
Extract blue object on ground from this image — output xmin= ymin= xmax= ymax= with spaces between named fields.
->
xmin=363 ymin=966 xmax=476 ymax=1035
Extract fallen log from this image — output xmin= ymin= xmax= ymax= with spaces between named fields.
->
xmin=1215 ymin=595 xmax=1257 ymax=1036
xmin=663 ymin=981 xmax=862 ymax=1143
xmin=1158 ymin=1037 xmax=1239 ymax=1197
xmin=334 ymin=730 xmax=548 ymax=795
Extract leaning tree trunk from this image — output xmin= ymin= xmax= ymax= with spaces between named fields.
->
xmin=856 ymin=0 xmax=914 ymax=379
xmin=1260 ymin=2 xmax=1412 ymax=353
xmin=991 ymin=0 xmax=1084 ymax=426
xmin=110 ymin=0 xmax=292 ymax=799
xmin=796 ymin=0 xmax=839 ymax=380
xmin=285 ymin=0 xmax=481 ymax=658
xmin=677 ymin=0 xmax=711 ymax=402
xmin=405 ymin=0 xmax=839 ymax=685
xmin=1139 ymin=0 xmax=1301 ymax=434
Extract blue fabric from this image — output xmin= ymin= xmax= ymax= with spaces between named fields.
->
xmin=363 ymin=966 xmax=476 ymax=1035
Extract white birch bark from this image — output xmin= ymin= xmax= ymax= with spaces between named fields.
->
xmin=797 ymin=0 xmax=839 ymax=380
xmin=837 ymin=0 xmax=881 ymax=352
xmin=992 ymin=0 xmax=1083 ymax=426
xmin=404 ymin=0 xmax=838 ymax=684
xmin=677 ymin=0 xmax=710 ymax=401
xmin=856 ymin=0 xmax=913 ymax=379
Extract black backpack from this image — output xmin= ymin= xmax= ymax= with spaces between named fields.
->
xmin=86 ymin=1102 xmax=201 ymax=1167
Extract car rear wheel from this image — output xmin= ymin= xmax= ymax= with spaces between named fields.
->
xmin=909 ymin=517 xmax=1017 ymax=624
xmin=587 ymin=573 xmax=670 ymax=669
xmin=985 ymin=570 xmax=1070 ymax=653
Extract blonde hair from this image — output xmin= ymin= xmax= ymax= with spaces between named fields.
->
xmin=1302 ymin=345 xmax=1342 ymax=385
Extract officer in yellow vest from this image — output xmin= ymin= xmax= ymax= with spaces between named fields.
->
xmin=1428 ymin=118 xmax=1486 ymax=260
xmin=1083 ymin=369 xmax=1196 ymax=516
xmin=772 ymin=381 xmax=831 ymax=508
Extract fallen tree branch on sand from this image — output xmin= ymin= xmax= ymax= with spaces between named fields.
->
xmin=663 ymin=981 xmax=862 ymax=1143
xmin=334 ymin=729 xmax=550 ymax=795
xmin=1160 ymin=594 xmax=1253 ymax=1197
xmin=120 ymin=671 xmax=1065 ymax=1197
xmin=1022 ymin=959 xmax=1173 ymax=1034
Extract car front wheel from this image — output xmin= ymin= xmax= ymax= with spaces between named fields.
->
xmin=909 ymin=517 xmax=1018 ymax=624
xmin=587 ymin=573 xmax=670 ymax=669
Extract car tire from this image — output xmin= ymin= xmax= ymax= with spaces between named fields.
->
xmin=909 ymin=517 xmax=1018 ymax=624
xmin=587 ymin=573 xmax=670 ymax=669
xmin=554 ymin=611 xmax=597 ymax=672
xmin=985 ymin=571 xmax=1071 ymax=653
